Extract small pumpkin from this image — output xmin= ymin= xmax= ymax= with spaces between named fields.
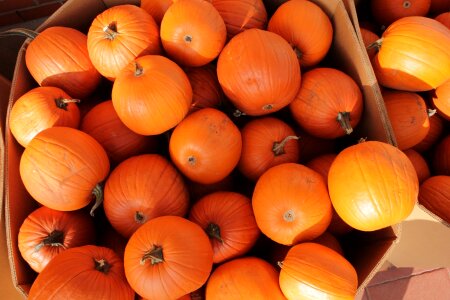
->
xmin=169 ymin=108 xmax=242 ymax=184
xmin=252 ymin=163 xmax=332 ymax=245
xmin=104 ymin=154 xmax=189 ymax=238
xmin=371 ymin=0 xmax=431 ymax=27
xmin=328 ymin=141 xmax=418 ymax=231
xmin=413 ymin=114 xmax=444 ymax=152
xmin=278 ymin=243 xmax=358 ymax=300
xmin=403 ymin=149 xmax=431 ymax=183
xmin=290 ymin=68 xmax=363 ymax=139
xmin=28 ymin=245 xmax=135 ymax=300
xmin=124 ymin=216 xmax=213 ymax=300
xmin=19 ymin=127 xmax=110 ymax=214
xmin=9 ymin=86 xmax=80 ymax=148
xmin=217 ymin=28 xmax=301 ymax=116
xmin=418 ymin=176 xmax=450 ymax=224
xmin=140 ymin=0 xmax=174 ymax=25
xmin=435 ymin=12 xmax=450 ymax=29
xmin=431 ymin=80 xmax=450 ymax=120
xmin=87 ymin=4 xmax=161 ymax=80
xmin=238 ymin=117 xmax=299 ymax=181
xmin=160 ymin=0 xmax=226 ymax=67
xmin=18 ymin=206 xmax=95 ymax=273
xmin=268 ymin=0 xmax=333 ymax=67
xmin=433 ymin=135 xmax=450 ymax=175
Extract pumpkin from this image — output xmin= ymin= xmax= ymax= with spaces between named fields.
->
xmin=217 ymin=28 xmax=301 ymax=116
xmin=189 ymin=191 xmax=260 ymax=263
xmin=185 ymin=64 xmax=224 ymax=114
xmin=252 ymin=163 xmax=332 ymax=245
xmin=268 ymin=0 xmax=333 ymax=68
xmin=0 ymin=27 xmax=101 ymax=98
xmin=19 ymin=127 xmax=110 ymax=214
xmin=383 ymin=90 xmax=430 ymax=150
xmin=124 ymin=216 xmax=213 ymax=300
xmin=81 ymin=100 xmax=158 ymax=163
xmin=328 ymin=141 xmax=418 ymax=231
xmin=205 ymin=257 xmax=285 ymax=299
xmin=371 ymin=0 xmax=431 ymax=26
xmin=372 ymin=16 xmax=450 ymax=91
xmin=160 ymin=0 xmax=226 ymax=67
xmin=433 ymin=135 xmax=450 ymax=175
xmin=104 ymin=154 xmax=189 ymax=238
xmin=169 ymin=108 xmax=242 ymax=184
xmin=413 ymin=114 xmax=444 ymax=152
xmin=112 ymin=55 xmax=192 ymax=135
xmin=404 ymin=149 xmax=431 ymax=183
xmin=279 ymin=243 xmax=358 ymax=300
xmin=141 ymin=0 xmax=174 ymax=25
xmin=187 ymin=174 xmax=235 ymax=203
xmin=87 ymin=4 xmax=161 ymax=80
xmin=435 ymin=12 xmax=450 ymax=29
xmin=98 ymin=225 xmax=128 ymax=259
xmin=290 ymin=68 xmax=363 ymax=139
xmin=9 ymin=86 xmax=80 ymax=148
xmin=296 ymin=129 xmax=336 ymax=163
xmin=418 ymin=176 xmax=450 ymax=224
xmin=238 ymin=117 xmax=299 ymax=181
xmin=360 ymin=28 xmax=380 ymax=60
xmin=211 ymin=0 xmax=267 ymax=39
xmin=429 ymin=0 xmax=450 ymax=14
xmin=28 ymin=245 xmax=134 ymax=300
xmin=18 ymin=206 xmax=95 ymax=273
xmin=431 ymin=80 xmax=450 ymax=120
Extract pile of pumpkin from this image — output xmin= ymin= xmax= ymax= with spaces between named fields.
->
xmin=6 ymin=0 xmax=449 ymax=299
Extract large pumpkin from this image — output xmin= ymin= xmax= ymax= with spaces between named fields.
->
xmin=169 ymin=108 xmax=242 ymax=184
xmin=383 ymin=90 xmax=430 ymax=150
xmin=18 ymin=206 xmax=95 ymax=273
xmin=160 ymin=0 xmax=226 ymax=67
xmin=189 ymin=191 xmax=260 ymax=263
xmin=403 ymin=149 xmax=431 ymax=183
xmin=19 ymin=127 xmax=110 ymax=214
xmin=431 ymin=80 xmax=450 ymax=120
xmin=9 ymin=86 xmax=80 ymax=148
xmin=205 ymin=257 xmax=285 ymax=299
xmin=104 ymin=154 xmax=189 ymax=238
xmin=28 ymin=245 xmax=134 ymax=300
xmin=112 ymin=55 xmax=192 ymax=135
xmin=413 ymin=114 xmax=444 ymax=152
xmin=433 ymin=135 xmax=450 ymax=175
xmin=418 ymin=176 xmax=450 ymax=224
xmin=372 ymin=16 xmax=450 ymax=91
xmin=290 ymin=68 xmax=363 ymax=139
xmin=279 ymin=243 xmax=358 ymax=300
xmin=252 ymin=163 xmax=332 ymax=245
xmin=268 ymin=0 xmax=333 ymax=67
xmin=87 ymin=5 xmax=161 ymax=80
xmin=217 ymin=28 xmax=301 ymax=116
xmin=124 ymin=216 xmax=213 ymax=300
xmin=238 ymin=117 xmax=299 ymax=181
xmin=371 ymin=0 xmax=431 ymax=26
xmin=328 ymin=141 xmax=418 ymax=231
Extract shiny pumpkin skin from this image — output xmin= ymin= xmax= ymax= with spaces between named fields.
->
xmin=418 ymin=176 xmax=450 ymax=224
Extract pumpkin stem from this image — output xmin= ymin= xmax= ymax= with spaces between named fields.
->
xmin=94 ymin=259 xmax=111 ymax=274
xmin=90 ymin=184 xmax=104 ymax=217
xmin=135 ymin=211 xmax=146 ymax=224
xmin=134 ymin=61 xmax=144 ymax=77
xmin=337 ymin=112 xmax=353 ymax=135
xmin=103 ymin=21 xmax=118 ymax=40
xmin=140 ymin=245 xmax=164 ymax=265
xmin=403 ymin=0 xmax=411 ymax=8
xmin=367 ymin=38 xmax=383 ymax=50
xmin=206 ymin=223 xmax=223 ymax=243
xmin=358 ymin=137 xmax=368 ymax=144
xmin=283 ymin=209 xmax=296 ymax=222
xmin=0 ymin=28 xmax=38 ymax=40
xmin=34 ymin=230 xmax=64 ymax=252
xmin=233 ymin=109 xmax=246 ymax=117
xmin=263 ymin=104 xmax=274 ymax=111
xmin=293 ymin=47 xmax=303 ymax=60
xmin=188 ymin=155 xmax=196 ymax=165
xmin=277 ymin=261 xmax=284 ymax=269
xmin=55 ymin=98 xmax=81 ymax=111
xmin=427 ymin=109 xmax=437 ymax=117
xmin=273 ymin=136 xmax=300 ymax=156
xmin=184 ymin=35 xmax=193 ymax=43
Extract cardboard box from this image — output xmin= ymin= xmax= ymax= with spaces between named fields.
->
xmin=4 ymin=0 xmax=401 ymax=297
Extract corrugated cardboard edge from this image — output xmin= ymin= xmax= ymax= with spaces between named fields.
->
xmin=417 ymin=203 xmax=450 ymax=228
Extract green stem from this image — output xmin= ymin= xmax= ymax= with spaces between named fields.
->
xmin=367 ymin=38 xmax=383 ymax=51
xmin=206 ymin=223 xmax=223 ymax=243
xmin=140 ymin=246 xmax=164 ymax=265
xmin=90 ymin=184 xmax=103 ymax=217
xmin=0 ymin=28 xmax=38 ymax=40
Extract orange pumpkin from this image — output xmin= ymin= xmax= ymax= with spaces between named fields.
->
xmin=141 ymin=0 xmax=174 ymax=25
xmin=360 ymin=28 xmax=380 ymax=60
xmin=187 ymin=174 xmax=235 ymax=203
xmin=206 ymin=257 xmax=285 ymax=299
xmin=418 ymin=176 xmax=450 ymax=224
xmin=87 ymin=5 xmax=161 ymax=80
xmin=433 ymin=135 xmax=450 ymax=175
xmin=112 ymin=55 xmax=192 ymax=135
xmin=217 ymin=28 xmax=301 ymax=116
xmin=429 ymin=0 xmax=450 ymax=14
xmin=160 ymin=0 xmax=226 ymax=66
xmin=413 ymin=114 xmax=444 ymax=152
xmin=279 ymin=243 xmax=358 ymax=300
xmin=169 ymin=108 xmax=242 ymax=184
xmin=104 ymin=154 xmax=189 ymax=238
xmin=238 ymin=117 xmax=299 ymax=181
xmin=328 ymin=141 xmax=418 ymax=231
xmin=371 ymin=0 xmax=431 ymax=26
xmin=383 ymin=90 xmax=430 ymax=150
xmin=431 ymin=80 xmax=450 ymax=120
xmin=124 ymin=216 xmax=213 ymax=300
xmin=435 ymin=12 xmax=450 ymax=29
xmin=252 ymin=163 xmax=332 ymax=245
xmin=372 ymin=16 xmax=450 ymax=91
xmin=9 ymin=87 xmax=80 ymax=148
xmin=290 ymin=68 xmax=363 ymax=139
xmin=268 ymin=0 xmax=333 ymax=67
xmin=403 ymin=149 xmax=431 ymax=183
xmin=19 ymin=127 xmax=110 ymax=214
xmin=296 ymin=129 xmax=336 ymax=163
